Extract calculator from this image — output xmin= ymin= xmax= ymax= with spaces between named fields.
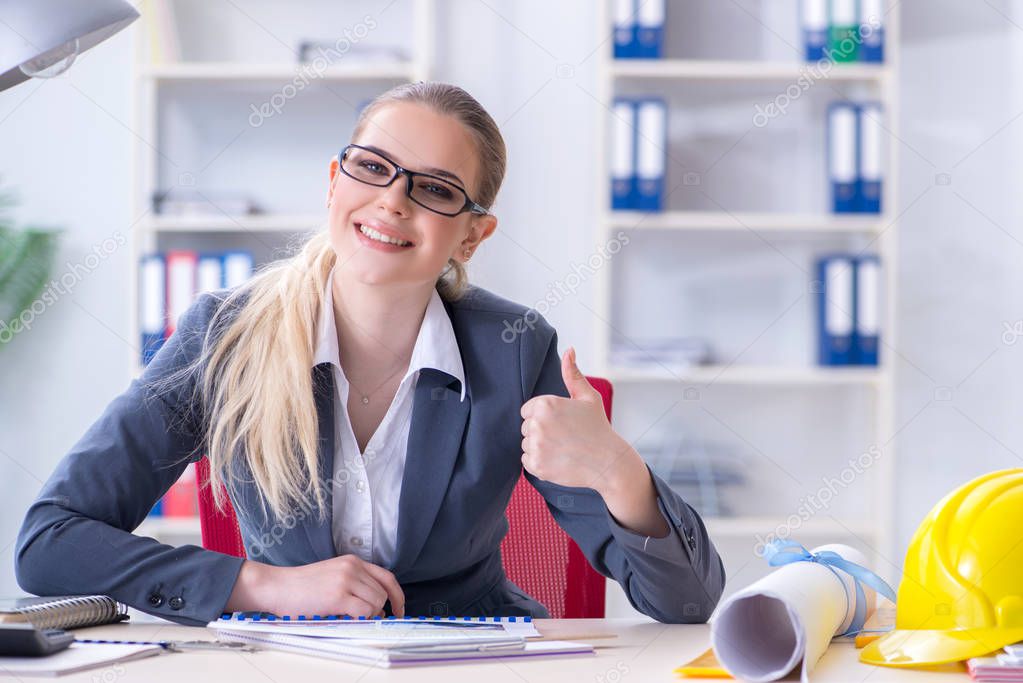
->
xmin=0 ymin=624 xmax=75 ymax=656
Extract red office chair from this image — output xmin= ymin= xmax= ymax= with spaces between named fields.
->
xmin=195 ymin=376 xmax=613 ymax=618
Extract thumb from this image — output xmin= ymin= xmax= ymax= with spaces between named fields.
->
xmin=561 ymin=346 xmax=599 ymax=403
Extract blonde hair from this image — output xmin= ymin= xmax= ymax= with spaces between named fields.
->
xmin=152 ymin=82 xmax=506 ymax=527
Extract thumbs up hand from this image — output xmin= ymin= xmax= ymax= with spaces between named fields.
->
xmin=519 ymin=346 xmax=636 ymax=496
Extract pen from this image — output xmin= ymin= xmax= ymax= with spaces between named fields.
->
xmin=75 ymin=638 xmax=258 ymax=652
xmin=376 ymin=621 xmax=503 ymax=630
xmin=392 ymin=639 xmax=527 ymax=654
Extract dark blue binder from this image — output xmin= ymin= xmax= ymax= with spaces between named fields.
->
xmin=816 ymin=255 xmax=856 ymax=366
xmin=612 ymin=0 xmax=638 ymax=58
xmin=853 ymin=255 xmax=881 ymax=365
xmin=860 ymin=0 xmax=885 ymax=62
xmin=802 ymin=0 xmax=828 ymax=61
xmin=611 ymin=97 xmax=637 ymax=210
xmin=857 ymin=103 xmax=883 ymax=214
xmin=634 ymin=0 xmax=665 ymax=59
xmin=828 ymin=102 xmax=859 ymax=213
xmin=634 ymin=98 xmax=667 ymax=212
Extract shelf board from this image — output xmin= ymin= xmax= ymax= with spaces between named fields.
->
xmin=607 ymin=211 xmax=886 ymax=234
xmin=136 ymin=516 xmax=201 ymax=536
xmin=607 ymin=364 xmax=882 ymax=386
xmin=609 ymin=59 xmax=889 ymax=82
xmin=145 ymin=214 xmax=326 ymax=233
xmin=140 ymin=62 xmax=416 ymax=82
xmin=704 ymin=516 xmax=874 ymax=538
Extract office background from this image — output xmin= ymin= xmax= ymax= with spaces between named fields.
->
xmin=1 ymin=0 xmax=1021 ymax=616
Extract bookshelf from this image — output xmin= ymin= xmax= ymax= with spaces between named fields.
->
xmin=594 ymin=1 xmax=900 ymax=615
xmin=129 ymin=0 xmax=436 ymax=542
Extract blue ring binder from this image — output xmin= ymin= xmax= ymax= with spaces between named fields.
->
xmin=219 ymin=612 xmax=532 ymax=623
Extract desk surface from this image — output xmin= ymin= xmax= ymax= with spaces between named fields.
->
xmin=52 ymin=618 xmax=968 ymax=682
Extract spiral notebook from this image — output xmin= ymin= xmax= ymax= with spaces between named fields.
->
xmin=0 ymin=595 xmax=129 ymax=631
xmin=209 ymin=614 xmax=594 ymax=668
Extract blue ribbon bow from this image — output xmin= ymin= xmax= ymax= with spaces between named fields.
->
xmin=763 ymin=539 xmax=897 ymax=637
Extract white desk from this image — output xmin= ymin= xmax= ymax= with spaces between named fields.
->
xmin=48 ymin=618 xmax=969 ymax=682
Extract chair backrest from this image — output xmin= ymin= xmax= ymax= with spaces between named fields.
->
xmin=195 ymin=376 xmax=614 ymax=619
xmin=499 ymin=375 xmax=611 ymax=618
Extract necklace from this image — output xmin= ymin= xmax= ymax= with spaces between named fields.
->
xmin=344 ymin=354 xmax=411 ymax=405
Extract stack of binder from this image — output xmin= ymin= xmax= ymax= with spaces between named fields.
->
xmin=828 ymin=101 xmax=883 ymax=214
xmin=612 ymin=0 xmax=665 ymax=59
xmin=815 ymin=254 xmax=880 ymax=366
xmin=610 ymin=97 xmax=667 ymax=211
xmin=139 ymin=249 xmax=254 ymax=366
xmin=802 ymin=0 xmax=885 ymax=63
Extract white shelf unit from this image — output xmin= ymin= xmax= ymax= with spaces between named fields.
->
xmin=608 ymin=210 xmax=885 ymax=233
xmin=594 ymin=1 xmax=900 ymax=607
xmin=608 ymin=364 xmax=882 ymax=386
xmin=128 ymin=0 xmax=436 ymax=543
xmin=135 ymin=516 xmax=202 ymax=539
xmin=609 ymin=59 xmax=890 ymax=82
xmin=140 ymin=62 xmax=420 ymax=82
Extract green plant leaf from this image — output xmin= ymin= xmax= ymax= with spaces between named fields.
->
xmin=0 ymin=185 xmax=62 ymax=347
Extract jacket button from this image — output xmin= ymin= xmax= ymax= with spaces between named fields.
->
xmin=147 ymin=593 xmax=164 ymax=607
xmin=685 ymin=528 xmax=697 ymax=550
xmin=168 ymin=596 xmax=185 ymax=610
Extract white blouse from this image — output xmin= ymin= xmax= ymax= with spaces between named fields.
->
xmin=312 ymin=265 xmax=466 ymax=568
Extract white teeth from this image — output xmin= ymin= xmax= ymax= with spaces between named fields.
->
xmin=359 ymin=224 xmax=411 ymax=247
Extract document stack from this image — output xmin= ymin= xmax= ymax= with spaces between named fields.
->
xmin=208 ymin=614 xmax=594 ymax=668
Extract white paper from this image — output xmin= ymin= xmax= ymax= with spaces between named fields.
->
xmin=208 ymin=616 xmax=540 ymax=647
xmin=710 ymin=544 xmax=878 ymax=682
xmin=0 ymin=642 xmax=162 ymax=676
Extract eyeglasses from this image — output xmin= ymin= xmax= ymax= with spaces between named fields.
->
xmin=337 ymin=144 xmax=488 ymax=217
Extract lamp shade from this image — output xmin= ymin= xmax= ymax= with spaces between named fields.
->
xmin=0 ymin=0 xmax=139 ymax=92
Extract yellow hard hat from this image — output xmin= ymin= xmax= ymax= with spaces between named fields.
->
xmin=861 ymin=468 xmax=1023 ymax=667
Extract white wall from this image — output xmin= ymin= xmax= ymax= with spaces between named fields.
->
xmin=894 ymin=0 xmax=1023 ymax=556
xmin=2 ymin=0 xmax=1022 ymax=606
xmin=0 ymin=26 xmax=134 ymax=597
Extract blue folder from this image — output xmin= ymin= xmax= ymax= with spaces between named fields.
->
xmin=611 ymin=97 xmax=638 ymax=210
xmin=853 ymin=255 xmax=881 ymax=365
xmin=859 ymin=0 xmax=885 ymax=62
xmin=612 ymin=0 xmax=637 ymax=58
xmin=634 ymin=0 xmax=665 ymax=59
xmin=634 ymin=98 xmax=667 ymax=211
xmin=857 ymin=102 xmax=883 ymax=214
xmin=816 ymin=255 xmax=856 ymax=365
xmin=828 ymin=102 xmax=859 ymax=213
xmin=802 ymin=0 xmax=828 ymax=61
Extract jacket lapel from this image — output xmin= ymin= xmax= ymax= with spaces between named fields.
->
xmin=299 ymin=363 xmax=339 ymax=561
xmin=300 ymin=287 xmax=472 ymax=573
xmin=391 ymin=368 xmax=470 ymax=577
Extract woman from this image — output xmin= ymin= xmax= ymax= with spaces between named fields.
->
xmin=15 ymin=82 xmax=725 ymax=627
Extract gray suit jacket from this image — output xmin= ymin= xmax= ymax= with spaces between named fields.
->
xmin=15 ymin=284 xmax=725 ymax=627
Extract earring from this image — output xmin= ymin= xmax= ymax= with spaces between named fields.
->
xmin=464 ymin=249 xmax=471 ymax=260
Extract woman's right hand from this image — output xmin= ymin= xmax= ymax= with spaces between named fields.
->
xmin=227 ymin=555 xmax=405 ymax=618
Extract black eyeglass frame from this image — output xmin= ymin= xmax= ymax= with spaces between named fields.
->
xmin=337 ymin=143 xmax=489 ymax=217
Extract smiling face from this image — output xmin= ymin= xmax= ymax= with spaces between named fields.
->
xmin=326 ymin=101 xmax=497 ymax=287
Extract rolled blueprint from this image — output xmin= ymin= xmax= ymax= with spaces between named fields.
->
xmin=709 ymin=543 xmax=879 ymax=682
